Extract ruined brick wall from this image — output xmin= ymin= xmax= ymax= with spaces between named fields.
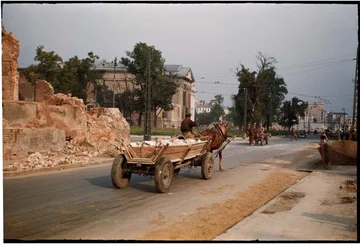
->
xmin=2 ymin=27 xmax=19 ymax=101
xmin=3 ymin=89 xmax=130 ymax=159
xmin=19 ymin=73 xmax=35 ymax=101
xmin=35 ymin=80 xmax=54 ymax=102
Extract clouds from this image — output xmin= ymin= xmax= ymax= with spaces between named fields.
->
xmin=2 ymin=3 xmax=357 ymax=114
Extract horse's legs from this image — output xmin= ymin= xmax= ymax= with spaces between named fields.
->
xmin=219 ymin=150 xmax=223 ymax=171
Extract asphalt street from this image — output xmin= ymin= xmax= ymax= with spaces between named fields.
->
xmin=4 ymin=136 xmax=322 ymax=240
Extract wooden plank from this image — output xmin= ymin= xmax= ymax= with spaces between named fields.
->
xmin=153 ymin=144 xmax=169 ymax=163
xmin=178 ymin=145 xmax=191 ymax=164
xmin=127 ymin=158 xmax=154 ymax=164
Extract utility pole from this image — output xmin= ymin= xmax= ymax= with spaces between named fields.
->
xmin=308 ymin=105 xmax=311 ymax=133
xmin=269 ymin=89 xmax=272 ymax=131
xmin=352 ymin=47 xmax=358 ymax=128
xmin=112 ymin=57 xmax=117 ymax=108
xmin=243 ymin=87 xmax=247 ymax=133
xmin=144 ymin=52 xmax=151 ymax=141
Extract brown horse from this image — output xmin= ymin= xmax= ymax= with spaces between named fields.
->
xmin=200 ymin=121 xmax=229 ymax=171
xmin=247 ymin=122 xmax=255 ymax=145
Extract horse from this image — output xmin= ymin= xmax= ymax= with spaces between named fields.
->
xmin=199 ymin=121 xmax=229 ymax=171
xmin=247 ymin=122 xmax=255 ymax=145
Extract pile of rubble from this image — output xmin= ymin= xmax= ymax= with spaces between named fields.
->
xmin=329 ymin=140 xmax=357 ymax=160
xmin=130 ymin=138 xmax=204 ymax=147
xmin=340 ymin=179 xmax=357 ymax=192
xmin=4 ymin=152 xmax=57 ymax=171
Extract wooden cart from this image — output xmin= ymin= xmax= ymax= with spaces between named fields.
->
xmin=111 ymin=139 xmax=213 ymax=193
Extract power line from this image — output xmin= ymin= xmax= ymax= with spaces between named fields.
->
xmin=279 ymin=59 xmax=355 ymax=77
xmin=277 ymin=58 xmax=355 ymax=71
xmin=276 ymin=53 xmax=354 ymax=70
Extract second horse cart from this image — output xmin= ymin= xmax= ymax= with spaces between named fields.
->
xmin=111 ymin=138 xmax=214 ymax=193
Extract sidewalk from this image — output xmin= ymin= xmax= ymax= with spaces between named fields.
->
xmin=214 ymin=166 xmax=357 ymax=241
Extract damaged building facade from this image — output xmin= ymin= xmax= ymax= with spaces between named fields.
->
xmin=2 ymin=27 xmax=130 ymax=169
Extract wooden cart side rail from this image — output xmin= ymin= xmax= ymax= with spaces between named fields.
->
xmin=178 ymin=145 xmax=192 ymax=164
xmin=200 ymin=138 xmax=212 ymax=154
xmin=152 ymin=144 xmax=169 ymax=162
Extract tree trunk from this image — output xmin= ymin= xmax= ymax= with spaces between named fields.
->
xmin=154 ymin=112 xmax=157 ymax=128
xmin=138 ymin=112 xmax=142 ymax=127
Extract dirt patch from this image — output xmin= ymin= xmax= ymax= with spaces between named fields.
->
xmin=139 ymin=168 xmax=308 ymax=240
xmin=340 ymin=196 xmax=356 ymax=204
xmin=261 ymin=192 xmax=306 ymax=214
xmin=8 ymin=221 xmax=27 ymax=227
xmin=148 ymin=213 xmax=166 ymax=226
xmin=200 ymin=184 xmax=236 ymax=195
xmin=86 ymin=203 xmax=100 ymax=208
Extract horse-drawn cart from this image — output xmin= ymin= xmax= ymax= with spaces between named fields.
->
xmin=254 ymin=132 xmax=268 ymax=145
xmin=111 ymin=138 xmax=213 ymax=193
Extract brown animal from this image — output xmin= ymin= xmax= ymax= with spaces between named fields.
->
xmin=247 ymin=122 xmax=255 ymax=145
xmin=200 ymin=121 xmax=229 ymax=171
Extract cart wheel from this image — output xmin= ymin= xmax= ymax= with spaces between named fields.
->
xmin=201 ymin=152 xmax=214 ymax=180
xmin=154 ymin=157 xmax=174 ymax=193
xmin=266 ymin=139 xmax=268 ymax=145
xmin=111 ymin=154 xmax=132 ymax=189
xmin=261 ymin=139 xmax=263 ymax=146
xmin=174 ymin=168 xmax=180 ymax=177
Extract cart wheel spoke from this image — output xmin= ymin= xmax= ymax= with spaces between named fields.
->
xmin=155 ymin=157 xmax=173 ymax=193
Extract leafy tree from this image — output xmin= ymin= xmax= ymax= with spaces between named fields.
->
xmin=211 ymin=95 xmax=225 ymax=121
xmin=24 ymin=45 xmax=63 ymax=86
xmin=233 ymin=52 xmax=288 ymax=129
xmin=214 ymin=94 xmax=224 ymax=105
xmin=196 ymin=111 xmax=213 ymax=125
xmin=278 ymin=97 xmax=308 ymax=131
xmin=24 ymin=46 xmax=103 ymax=102
xmin=116 ymin=88 xmax=138 ymax=120
xmin=195 ymin=95 xmax=225 ymax=125
xmin=225 ymin=97 xmax=241 ymax=127
xmin=120 ymin=42 xmax=178 ymax=126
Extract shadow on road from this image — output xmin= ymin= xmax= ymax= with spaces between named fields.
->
xmin=301 ymin=212 xmax=357 ymax=232
xmin=85 ymin=174 xmax=154 ymax=190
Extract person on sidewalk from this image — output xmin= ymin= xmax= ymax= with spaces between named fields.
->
xmin=180 ymin=112 xmax=197 ymax=139
xmin=319 ymin=130 xmax=330 ymax=169
xmin=319 ymin=130 xmax=328 ymax=145
xmin=291 ymin=127 xmax=297 ymax=141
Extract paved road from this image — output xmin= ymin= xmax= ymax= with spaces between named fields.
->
xmin=4 ymin=136 xmax=321 ymax=240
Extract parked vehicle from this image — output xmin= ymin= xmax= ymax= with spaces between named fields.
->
xmin=325 ymin=129 xmax=337 ymax=140
xmin=298 ymin=130 xmax=306 ymax=138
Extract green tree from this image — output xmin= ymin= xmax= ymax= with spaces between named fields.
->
xmin=278 ymin=97 xmax=308 ymax=131
xmin=24 ymin=46 xmax=103 ymax=102
xmin=120 ymin=42 xmax=178 ymax=126
xmin=224 ymin=98 xmax=241 ymax=127
xmin=233 ymin=52 xmax=288 ymax=129
xmin=210 ymin=95 xmax=225 ymax=122
xmin=24 ymin=45 xmax=63 ymax=86
xmin=195 ymin=95 xmax=225 ymax=125
xmin=116 ymin=88 xmax=138 ymax=121
xmin=196 ymin=111 xmax=213 ymax=125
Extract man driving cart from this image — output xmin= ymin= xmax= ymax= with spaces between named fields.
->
xmin=180 ymin=112 xmax=197 ymax=139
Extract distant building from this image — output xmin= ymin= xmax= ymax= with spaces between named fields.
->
xmin=298 ymin=102 xmax=327 ymax=131
xmin=327 ymin=111 xmax=351 ymax=131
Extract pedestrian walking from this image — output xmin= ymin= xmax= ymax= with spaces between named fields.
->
xmin=291 ymin=127 xmax=297 ymax=141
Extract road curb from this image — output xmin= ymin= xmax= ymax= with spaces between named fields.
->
xmin=3 ymin=158 xmax=114 ymax=178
